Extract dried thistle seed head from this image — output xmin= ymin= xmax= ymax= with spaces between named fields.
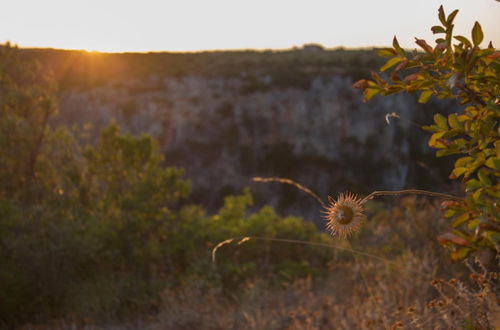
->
xmin=324 ymin=192 xmax=366 ymax=239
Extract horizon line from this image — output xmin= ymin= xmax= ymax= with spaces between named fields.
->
xmin=1 ymin=40 xmax=391 ymax=55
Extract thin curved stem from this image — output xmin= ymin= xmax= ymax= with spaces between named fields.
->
xmin=253 ymin=177 xmax=463 ymax=208
xmin=362 ymin=189 xmax=464 ymax=204
xmin=253 ymin=177 xmax=326 ymax=208
xmin=212 ymin=236 xmax=436 ymax=280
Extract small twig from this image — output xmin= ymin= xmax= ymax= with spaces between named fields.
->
xmin=253 ymin=177 xmax=326 ymax=208
xmin=385 ymin=112 xmax=421 ymax=128
xmin=457 ymin=83 xmax=486 ymax=107
xmin=211 ymin=236 xmax=437 ymax=280
xmin=212 ymin=238 xmax=236 ymax=265
xmin=253 ymin=177 xmax=463 ymax=206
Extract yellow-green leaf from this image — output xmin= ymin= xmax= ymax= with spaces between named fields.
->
xmin=472 ymin=188 xmax=483 ymax=202
xmin=377 ymin=48 xmax=396 ymax=57
xmin=451 ymin=247 xmax=472 ymax=261
xmin=419 ymin=90 xmax=434 ymax=104
xmin=454 ymin=35 xmax=472 ymax=48
xmin=472 ymin=21 xmax=483 ymax=46
xmin=485 ymin=157 xmax=500 ymax=170
xmin=446 ymin=9 xmax=459 ymax=26
xmin=438 ymin=6 xmax=446 ymax=26
xmin=428 ymin=131 xmax=447 ymax=148
xmin=451 ymin=213 xmax=470 ymax=227
xmin=450 ymin=167 xmax=467 ymax=179
xmin=392 ymin=36 xmax=405 ymax=55
xmin=364 ymin=88 xmax=379 ymax=102
xmin=448 ymin=114 xmax=462 ymax=129
xmin=478 ymin=169 xmax=492 ymax=186
xmin=467 ymin=218 xmax=480 ymax=231
xmin=455 ymin=157 xmax=473 ymax=168
xmin=431 ymin=25 xmax=446 ymax=34
xmin=433 ymin=113 xmax=448 ymax=130
xmin=485 ymin=188 xmax=500 ymax=199
xmin=380 ymin=57 xmax=403 ymax=72
xmin=444 ymin=208 xmax=456 ymax=218
xmin=465 ymin=179 xmax=481 ymax=192
xmin=422 ymin=125 xmax=441 ymax=132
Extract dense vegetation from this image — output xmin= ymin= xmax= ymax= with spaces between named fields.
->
xmin=0 ymin=6 xmax=498 ymax=329
xmin=0 ymin=44 xmax=335 ymax=326
xmin=355 ymin=5 xmax=499 ymax=266
xmin=25 ymin=44 xmax=460 ymax=220
xmin=16 ymin=45 xmax=381 ymax=91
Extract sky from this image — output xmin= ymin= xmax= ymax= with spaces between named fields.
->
xmin=1 ymin=0 xmax=499 ymax=53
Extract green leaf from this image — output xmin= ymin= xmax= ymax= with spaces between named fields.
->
xmin=446 ymin=9 xmax=459 ymax=26
xmin=454 ymin=35 xmax=472 ymax=48
xmin=363 ymin=88 xmax=379 ymax=102
xmin=451 ymin=167 xmax=467 ymax=179
xmin=380 ymin=57 xmax=403 ymax=72
xmin=472 ymin=188 xmax=483 ymax=203
xmin=478 ymin=169 xmax=492 ymax=186
xmin=485 ymin=187 xmax=500 ymax=199
xmin=377 ymin=48 xmax=396 ymax=57
xmin=392 ymin=36 xmax=405 ymax=55
xmin=472 ymin=21 xmax=484 ymax=46
xmin=451 ymin=247 xmax=472 ymax=261
xmin=431 ymin=25 xmax=446 ymax=34
xmin=476 ymin=48 xmax=495 ymax=59
xmin=437 ymin=148 xmax=461 ymax=157
xmin=422 ymin=125 xmax=443 ymax=132
xmin=485 ymin=232 xmax=500 ymax=245
xmin=444 ymin=208 xmax=456 ymax=218
xmin=485 ymin=157 xmax=500 ymax=170
xmin=455 ymin=157 xmax=473 ymax=168
xmin=419 ymin=90 xmax=434 ymax=104
xmin=447 ymin=114 xmax=462 ymax=129
xmin=467 ymin=218 xmax=480 ymax=231
xmin=428 ymin=131 xmax=447 ymax=148
xmin=465 ymin=179 xmax=481 ymax=192
xmin=452 ymin=213 xmax=470 ymax=228
xmin=433 ymin=113 xmax=448 ymax=130
xmin=438 ymin=6 xmax=446 ymax=26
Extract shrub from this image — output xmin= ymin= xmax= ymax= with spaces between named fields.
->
xmin=353 ymin=6 xmax=499 ymax=266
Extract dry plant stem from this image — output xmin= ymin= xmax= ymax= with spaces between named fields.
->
xmin=385 ymin=112 xmax=422 ymax=128
xmin=362 ymin=189 xmax=464 ymax=203
xmin=253 ymin=177 xmax=326 ymax=208
xmin=345 ymin=240 xmax=391 ymax=329
xmin=253 ymin=177 xmax=463 ymax=208
xmin=212 ymin=236 xmax=435 ymax=280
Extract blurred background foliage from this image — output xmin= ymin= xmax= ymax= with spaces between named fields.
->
xmin=0 ymin=7 xmax=498 ymax=325
xmin=0 ymin=44 xmax=335 ymax=325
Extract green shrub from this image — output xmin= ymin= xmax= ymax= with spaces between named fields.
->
xmin=354 ymin=6 xmax=499 ymax=265
xmin=0 ymin=44 xmax=334 ymax=326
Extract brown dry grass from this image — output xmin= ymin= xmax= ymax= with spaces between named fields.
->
xmin=18 ymin=198 xmax=499 ymax=330
xmin=152 ymin=253 xmax=498 ymax=329
xmin=151 ymin=197 xmax=500 ymax=330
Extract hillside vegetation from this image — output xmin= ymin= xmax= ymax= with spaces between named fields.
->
xmin=1 ymin=5 xmax=498 ymax=329
xmin=16 ymin=45 xmax=461 ymax=220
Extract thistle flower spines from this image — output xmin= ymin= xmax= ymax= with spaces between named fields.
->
xmin=324 ymin=192 xmax=366 ymax=239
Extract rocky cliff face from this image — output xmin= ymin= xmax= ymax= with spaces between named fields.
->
xmin=55 ymin=70 xmax=456 ymax=222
